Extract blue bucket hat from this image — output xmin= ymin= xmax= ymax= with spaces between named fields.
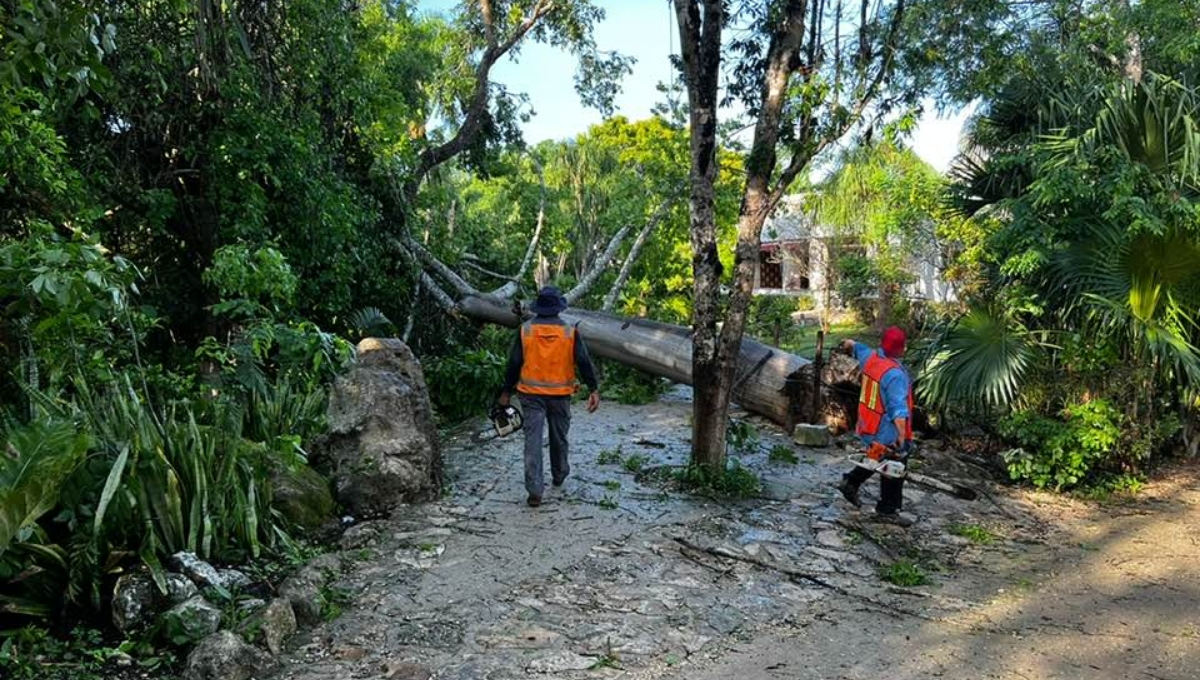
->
xmin=530 ymin=285 xmax=567 ymax=316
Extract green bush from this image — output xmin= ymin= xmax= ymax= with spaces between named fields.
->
xmin=423 ymin=347 xmax=507 ymax=424
xmin=674 ymin=461 xmax=761 ymax=499
xmin=999 ymin=400 xmax=1122 ymax=490
xmin=879 ymin=561 xmax=929 ymax=586
xmin=725 ymin=419 xmax=760 ymax=455
xmin=599 ymin=360 xmax=669 ymax=405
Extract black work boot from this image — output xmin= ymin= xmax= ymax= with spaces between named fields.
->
xmin=836 ymin=475 xmax=862 ymax=508
xmin=870 ymin=510 xmax=915 ymax=528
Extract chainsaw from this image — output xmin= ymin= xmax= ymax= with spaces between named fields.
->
xmin=847 ymin=441 xmax=978 ymax=501
xmin=473 ymin=401 xmax=524 ymax=443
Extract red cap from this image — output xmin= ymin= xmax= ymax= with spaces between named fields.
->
xmin=881 ymin=326 xmax=907 ymax=358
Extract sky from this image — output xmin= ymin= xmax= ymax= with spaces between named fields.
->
xmin=414 ymin=0 xmax=973 ymax=173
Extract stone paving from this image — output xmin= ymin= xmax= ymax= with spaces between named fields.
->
xmin=271 ymin=387 xmax=1040 ymax=680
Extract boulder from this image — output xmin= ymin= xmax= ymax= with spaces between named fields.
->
xmin=311 ymin=338 xmax=442 ymax=516
xmin=253 ymin=598 xmax=297 ymax=656
xmin=164 ymin=573 xmax=199 ymax=605
xmin=169 ymin=552 xmax=223 ymax=589
xmin=184 ymin=631 xmax=277 ymax=680
xmin=112 ymin=571 xmax=157 ymax=633
xmin=218 ymin=568 xmax=253 ymax=593
xmin=269 ymin=462 xmax=336 ymax=530
xmin=279 ymin=553 xmax=340 ymax=626
xmin=162 ymin=596 xmax=223 ymax=645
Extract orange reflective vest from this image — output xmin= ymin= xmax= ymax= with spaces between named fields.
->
xmin=517 ymin=322 xmax=577 ymax=396
xmin=856 ymin=353 xmax=913 ymax=441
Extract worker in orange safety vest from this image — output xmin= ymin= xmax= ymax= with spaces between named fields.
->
xmin=500 ymin=286 xmax=600 ymax=508
xmin=835 ymin=326 xmax=915 ymax=526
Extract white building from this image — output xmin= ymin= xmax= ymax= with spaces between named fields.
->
xmin=754 ymin=196 xmax=956 ymax=307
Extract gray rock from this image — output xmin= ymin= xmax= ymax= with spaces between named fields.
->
xmin=309 ymin=338 xmax=442 ymax=515
xmin=381 ymin=661 xmax=433 ymax=680
xmin=218 ymin=568 xmax=253 ymax=592
xmin=184 ymin=631 xmax=277 ymax=680
xmin=279 ymin=553 xmax=340 ymax=626
xmin=339 ymin=520 xmax=386 ymax=549
xmin=792 ymin=423 xmax=831 ymax=447
xmin=525 ymin=651 xmax=596 ymax=673
xmin=162 ymin=596 xmax=223 ymax=645
xmin=258 ymin=598 xmax=297 ymax=655
xmin=111 ymin=571 xmax=157 ymax=633
xmin=236 ymin=598 xmax=268 ymax=614
xmin=169 ymin=551 xmax=223 ymax=589
xmin=165 ymin=573 xmax=199 ymax=605
xmin=269 ymin=462 xmax=336 ymax=531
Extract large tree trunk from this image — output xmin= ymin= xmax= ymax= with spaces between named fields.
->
xmin=455 ymin=295 xmax=811 ymax=429
xmin=675 ymin=0 xmax=729 ymax=470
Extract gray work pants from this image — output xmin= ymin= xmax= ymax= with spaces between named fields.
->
xmin=519 ymin=394 xmax=572 ymax=497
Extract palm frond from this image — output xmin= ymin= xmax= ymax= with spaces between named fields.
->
xmin=918 ymin=306 xmax=1038 ymax=411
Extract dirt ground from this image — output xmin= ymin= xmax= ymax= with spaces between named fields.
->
xmin=272 ymin=387 xmax=1200 ymax=680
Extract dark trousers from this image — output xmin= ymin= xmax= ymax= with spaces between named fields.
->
xmin=519 ymin=394 xmax=572 ymax=497
xmin=844 ymin=459 xmax=906 ymax=514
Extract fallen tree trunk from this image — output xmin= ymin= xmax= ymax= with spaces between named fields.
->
xmin=456 ymin=294 xmax=815 ymax=430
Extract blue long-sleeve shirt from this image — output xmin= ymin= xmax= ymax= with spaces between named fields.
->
xmin=852 ymin=341 xmax=911 ymax=445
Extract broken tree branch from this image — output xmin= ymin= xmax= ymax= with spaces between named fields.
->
xmin=601 ymin=193 xmax=679 ymax=312
xmin=400 ymin=235 xmax=477 ymax=298
xmin=563 ymin=220 xmax=633 ymax=303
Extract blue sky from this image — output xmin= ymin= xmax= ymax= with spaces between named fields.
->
xmin=414 ymin=0 xmax=972 ymax=173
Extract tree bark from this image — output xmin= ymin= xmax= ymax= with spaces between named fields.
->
xmin=675 ymin=0 xmax=728 ymax=470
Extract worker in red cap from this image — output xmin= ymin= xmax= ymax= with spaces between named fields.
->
xmin=836 ymin=326 xmax=915 ymax=526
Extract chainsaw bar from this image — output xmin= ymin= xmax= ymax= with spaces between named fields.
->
xmin=847 ymin=454 xmax=978 ymax=501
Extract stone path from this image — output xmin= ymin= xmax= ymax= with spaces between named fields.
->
xmin=272 ymin=388 xmax=1200 ymax=680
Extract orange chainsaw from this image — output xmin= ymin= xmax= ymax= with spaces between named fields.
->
xmin=847 ymin=442 xmax=978 ymax=500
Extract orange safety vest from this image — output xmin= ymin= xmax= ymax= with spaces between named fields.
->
xmin=517 ymin=322 xmax=577 ymax=396
xmin=857 ymin=353 xmax=913 ymax=441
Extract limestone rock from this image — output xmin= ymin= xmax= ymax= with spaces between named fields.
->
xmin=793 ymin=423 xmax=832 ymax=447
xmin=163 ymin=596 xmax=223 ymax=645
xmin=526 ymin=651 xmax=596 ymax=674
xmin=111 ymin=571 xmax=157 ymax=633
xmin=310 ymin=338 xmax=442 ymax=516
xmin=269 ymin=462 xmax=335 ymax=530
xmin=381 ymin=660 xmax=433 ymax=680
xmin=218 ymin=568 xmax=253 ymax=592
xmin=257 ymin=598 xmax=297 ymax=655
xmin=169 ymin=551 xmax=223 ymax=589
xmin=279 ymin=553 xmax=340 ymax=626
xmin=184 ymin=631 xmax=277 ymax=680
xmin=164 ymin=573 xmax=199 ymax=605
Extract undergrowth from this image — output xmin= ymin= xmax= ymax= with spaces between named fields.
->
xmin=674 ymin=460 xmax=761 ymax=499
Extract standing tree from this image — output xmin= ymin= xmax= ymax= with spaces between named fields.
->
xmin=671 ymin=0 xmax=1001 ymax=469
